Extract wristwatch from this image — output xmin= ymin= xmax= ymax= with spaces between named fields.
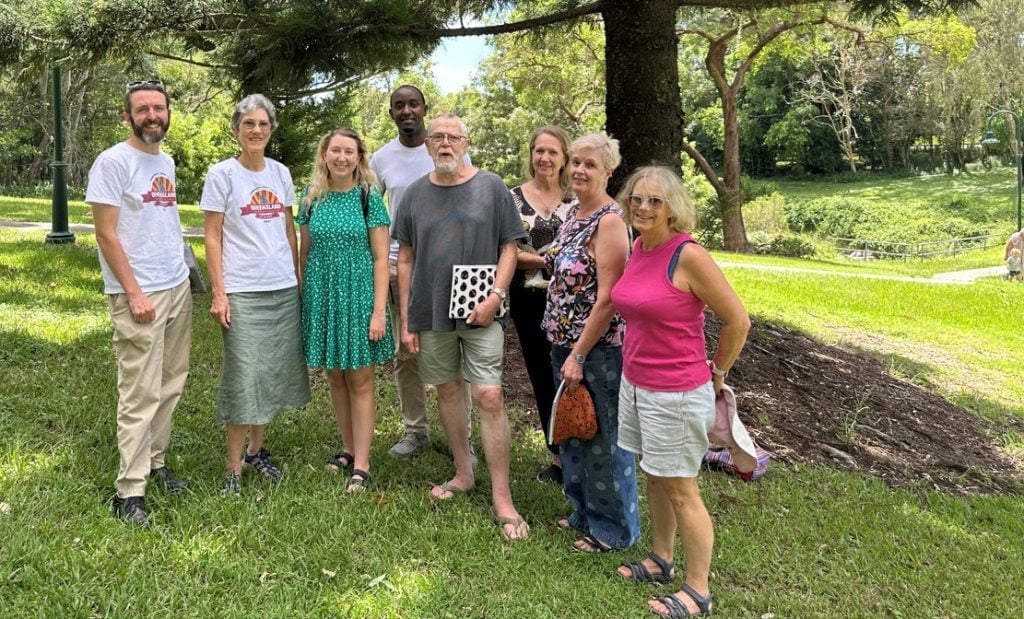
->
xmin=710 ymin=361 xmax=729 ymax=377
xmin=491 ymin=287 xmax=508 ymax=301
xmin=571 ymin=351 xmax=586 ymax=364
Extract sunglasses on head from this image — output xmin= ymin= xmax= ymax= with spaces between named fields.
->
xmin=126 ymin=80 xmax=164 ymax=93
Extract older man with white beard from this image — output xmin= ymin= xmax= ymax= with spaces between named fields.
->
xmin=86 ymin=80 xmax=192 ymax=526
xmin=392 ymin=113 xmax=529 ymax=541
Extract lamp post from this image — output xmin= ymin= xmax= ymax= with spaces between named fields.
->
xmin=45 ymin=63 xmax=75 ymax=245
xmin=982 ymin=109 xmax=1023 ymax=232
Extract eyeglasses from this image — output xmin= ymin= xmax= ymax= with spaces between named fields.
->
xmin=627 ymin=195 xmax=666 ymax=210
xmin=427 ymin=133 xmax=467 ymax=145
xmin=126 ymin=80 xmax=164 ymax=93
xmin=241 ymin=120 xmax=273 ymax=131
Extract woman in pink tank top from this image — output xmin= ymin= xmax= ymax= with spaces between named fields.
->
xmin=610 ymin=166 xmax=750 ymax=618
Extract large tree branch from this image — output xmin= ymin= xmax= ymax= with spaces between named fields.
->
xmin=409 ymin=1 xmax=607 ymax=37
xmin=146 ymin=50 xmax=231 ymax=70
xmin=681 ymin=141 xmax=725 ymax=194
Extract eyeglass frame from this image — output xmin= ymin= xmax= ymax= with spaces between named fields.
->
xmin=427 ymin=132 xmax=468 ymax=145
xmin=125 ymin=80 xmax=165 ymax=94
xmin=626 ymin=194 xmax=667 ymax=210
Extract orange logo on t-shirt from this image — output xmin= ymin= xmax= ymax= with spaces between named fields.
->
xmin=240 ymin=188 xmax=285 ymax=219
xmin=141 ymin=175 xmax=176 ymax=207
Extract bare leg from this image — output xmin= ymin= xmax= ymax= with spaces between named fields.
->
xmin=344 ymin=366 xmax=377 ymax=473
xmin=473 ymin=384 xmax=525 ymax=539
xmin=430 ymin=377 xmax=475 ymax=496
xmin=326 ymin=369 xmax=353 ymax=456
xmin=618 ymin=474 xmax=677 ymax=580
xmin=226 ymin=424 xmax=248 ymax=475
xmin=649 ymin=476 xmax=714 ymax=616
xmin=247 ymin=424 xmax=267 ymax=455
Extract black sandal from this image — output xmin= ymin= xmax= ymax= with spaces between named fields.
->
xmin=327 ymin=451 xmax=354 ymax=473
xmin=572 ymin=534 xmax=614 ymax=553
xmin=346 ymin=469 xmax=372 ymax=492
xmin=620 ymin=551 xmax=675 ymax=583
xmin=650 ymin=583 xmax=713 ymax=617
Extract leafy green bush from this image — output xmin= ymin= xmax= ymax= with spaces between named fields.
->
xmin=749 ymin=232 xmax=816 ymax=257
xmin=743 ymin=193 xmax=787 ymax=235
xmin=783 ymin=196 xmax=870 ymax=238
xmin=741 ymin=175 xmax=779 ymax=202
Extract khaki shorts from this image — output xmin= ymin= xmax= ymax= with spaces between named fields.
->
xmin=417 ymin=323 xmax=504 ymax=386
xmin=617 ymin=375 xmax=715 ymax=478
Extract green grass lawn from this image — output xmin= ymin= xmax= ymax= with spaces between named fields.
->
xmin=0 ymin=195 xmax=205 ymax=229
xmin=2 ymin=227 xmax=1022 ymax=617
xmin=774 ymin=168 xmax=1019 ymax=220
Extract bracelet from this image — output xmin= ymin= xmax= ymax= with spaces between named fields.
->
xmin=710 ymin=361 xmax=729 ymax=377
xmin=491 ymin=287 xmax=508 ymax=301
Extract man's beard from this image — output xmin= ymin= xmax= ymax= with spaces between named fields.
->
xmin=131 ymin=117 xmax=169 ymax=145
xmin=434 ymin=156 xmax=459 ymax=175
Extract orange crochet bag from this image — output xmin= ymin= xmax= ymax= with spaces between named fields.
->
xmin=548 ymin=380 xmax=598 ymax=445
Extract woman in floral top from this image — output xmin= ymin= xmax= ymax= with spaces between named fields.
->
xmin=510 ymin=125 xmax=575 ymax=484
xmin=541 ymin=133 xmax=639 ymax=553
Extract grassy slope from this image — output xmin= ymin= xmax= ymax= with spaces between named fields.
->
xmin=2 ymin=228 xmax=1022 ymax=617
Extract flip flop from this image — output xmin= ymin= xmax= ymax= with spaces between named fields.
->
xmin=492 ymin=508 xmax=529 ymax=541
xmin=572 ymin=534 xmax=613 ymax=553
xmin=429 ymin=480 xmax=475 ymax=500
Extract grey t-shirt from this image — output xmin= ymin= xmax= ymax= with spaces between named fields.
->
xmin=393 ymin=170 xmax=526 ymax=332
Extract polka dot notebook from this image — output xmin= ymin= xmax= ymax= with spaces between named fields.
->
xmin=449 ymin=265 xmax=509 ymax=319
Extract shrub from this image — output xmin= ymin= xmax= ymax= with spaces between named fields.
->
xmin=750 ymin=232 xmax=816 ymax=257
xmin=783 ymin=196 xmax=870 ymax=238
xmin=743 ymin=193 xmax=787 ymax=235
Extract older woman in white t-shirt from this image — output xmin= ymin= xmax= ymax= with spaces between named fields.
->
xmin=200 ymin=94 xmax=311 ymax=496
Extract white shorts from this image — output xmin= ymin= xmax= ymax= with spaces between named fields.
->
xmin=617 ymin=375 xmax=715 ymax=478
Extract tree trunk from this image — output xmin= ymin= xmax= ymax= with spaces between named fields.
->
xmin=718 ymin=64 xmax=748 ymax=251
xmin=603 ymin=0 xmax=683 ymax=195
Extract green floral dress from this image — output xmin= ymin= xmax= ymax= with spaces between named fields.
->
xmin=297 ymin=186 xmax=394 ymax=370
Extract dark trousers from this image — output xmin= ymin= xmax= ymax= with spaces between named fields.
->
xmin=509 ymin=283 xmax=559 ymax=455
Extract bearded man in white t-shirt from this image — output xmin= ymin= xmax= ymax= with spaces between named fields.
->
xmin=370 ymin=85 xmax=474 ymax=461
xmin=86 ymin=81 xmax=193 ymax=526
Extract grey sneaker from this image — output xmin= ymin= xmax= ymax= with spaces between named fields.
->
xmin=389 ymin=432 xmax=429 ymax=459
xmin=243 ymin=448 xmax=283 ymax=482
xmin=220 ymin=473 xmax=241 ymax=497
xmin=112 ymin=495 xmax=148 ymax=526
xmin=150 ymin=466 xmax=189 ymax=494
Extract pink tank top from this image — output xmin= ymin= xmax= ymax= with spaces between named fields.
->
xmin=611 ymin=232 xmax=711 ymax=392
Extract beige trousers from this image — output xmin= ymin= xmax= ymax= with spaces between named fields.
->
xmin=108 ymin=280 xmax=192 ymax=497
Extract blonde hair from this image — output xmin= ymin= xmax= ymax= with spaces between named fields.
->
xmin=617 ymin=166 xmax=697 ymax=233
xmin=570 ymin=133 xmax=621 ymax=171
xmin=1012 ymin=248 xmax=1022 ymax=257
xmin=522 ymin=125 xmax=572 ymax=198
xmin=302 ymin=128 xmax=378 ymax=212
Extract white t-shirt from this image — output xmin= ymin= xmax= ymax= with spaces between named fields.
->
xmin=199 ymin=157 xmax=297 ymax=293
xmin=85 ymin=142 xmax=188 ymax=294
xmin=369 ymin=138 xmax=470 ymax=263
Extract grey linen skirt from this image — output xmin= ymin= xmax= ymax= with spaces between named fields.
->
xmin=217 ymin=288 xmax=311 ymax=425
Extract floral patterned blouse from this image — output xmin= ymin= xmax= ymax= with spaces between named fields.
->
xmin=542 ymin=202 xmax=624 ymax=347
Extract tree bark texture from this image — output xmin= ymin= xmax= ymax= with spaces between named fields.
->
xmin=602 ymin=0 xmax=683 ymax=195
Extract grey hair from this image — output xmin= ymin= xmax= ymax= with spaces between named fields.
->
xmin=427 ymin=113 xmax=469 ymax=138
xmin=570 ymin=133 xmax=621 ymax=171
xmin=231 ymin=94 xmax=278 ymax=132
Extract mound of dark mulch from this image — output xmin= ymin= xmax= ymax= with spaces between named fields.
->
xmin=501 ymin=316 xmax=1024 ymax=496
